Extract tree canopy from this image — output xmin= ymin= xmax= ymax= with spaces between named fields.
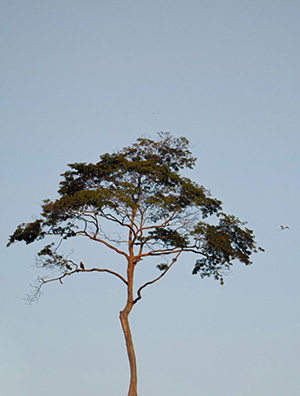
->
xmin=8 ymin=132 xmax=262 ymax=396
xmin=8 ymin=132 xmax=261 ymax=293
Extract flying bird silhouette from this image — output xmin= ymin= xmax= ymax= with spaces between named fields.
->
xmin=279 ymin=225 xmax=290 ymax=230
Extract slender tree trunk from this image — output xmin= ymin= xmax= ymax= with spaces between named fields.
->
xmin=121 ymin=208 xmax=138 ymax=396
xmin=120 ymin=307 xmax=138 ymax=396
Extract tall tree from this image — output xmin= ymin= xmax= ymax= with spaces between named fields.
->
xmin=8 ymin=132 xmax=262 ymax=396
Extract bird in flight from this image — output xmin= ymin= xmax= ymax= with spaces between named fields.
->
xmin=279 ymin=225 xmax=290 ymax=230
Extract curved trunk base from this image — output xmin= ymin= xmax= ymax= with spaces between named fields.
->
xmin=120 ymin=310 xmax=138 ymax=396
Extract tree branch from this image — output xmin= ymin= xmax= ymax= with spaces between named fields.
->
xmin=100 ymin=209 xmax=137 ymax=235
xmin=79 ymin=232 xmax=129 ymax=259
xmin=82 ymin=267 xmax=128 ymax=284
xmin=27 ymin=265 xmax=128 ymax=303
xmin=140 ymin=248 xmax=182 ymax=258
xmin=133 ymin=251 xmax=182 ymax=304
xmin=142 ymin=208 xmax=179 ymax=231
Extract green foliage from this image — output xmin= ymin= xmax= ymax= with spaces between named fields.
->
xmin=7 ymin=220 xmax=44 ymax=246
xmin=148 ymin=228 xmax=190 ymax=248
xmin=36 ymin=243 xmax=68 ymax=270
xmin=191 ymin=214 xmax=261 ymax=282
xmin=37 ymin=243 xmax=55 ymax=257
xmin=8 ymin=132 xmax=261 ymax=283
xmin=156 ymin=263 xmax=169 ymax=271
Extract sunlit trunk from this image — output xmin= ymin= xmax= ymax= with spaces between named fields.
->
xmin=120 ymin=308 xmax=138 ymax=396
xmin=120 ymin=208 xmax=138 ymax=396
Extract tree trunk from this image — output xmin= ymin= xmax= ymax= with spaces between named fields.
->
xmin=122 ymin=210 xmax=138 ymax=396
xmin=120 ymin=308 xmax=138 ymax=396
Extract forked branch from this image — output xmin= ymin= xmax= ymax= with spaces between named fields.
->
xmin=133 ymin=251 xmax=182 ymax=304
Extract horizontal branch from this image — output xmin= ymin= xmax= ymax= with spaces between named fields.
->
xmin=28 ymin=265 xmax=128 ymax=303
xmin=182 ymin=247 xmax=207 ymax=255
xmin=140 ymin=248 xmax=182 ymax=258
xmin=141 ymin=246 xmax=208 ymax=257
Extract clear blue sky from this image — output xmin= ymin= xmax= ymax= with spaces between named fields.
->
xmin=1 ymin=1 xmax=300 ymax=395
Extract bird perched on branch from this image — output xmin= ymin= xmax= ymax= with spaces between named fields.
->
xmin=80 ymin=261 xmax=85 ymax=270
xmin=279 ymin=225 xmax=290 ymax=230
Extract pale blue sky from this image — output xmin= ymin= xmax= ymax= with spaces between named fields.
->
xmin=1 ymin=1 xmax=300 ymax=395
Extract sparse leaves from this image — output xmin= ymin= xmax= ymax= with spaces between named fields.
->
xmin=156 ymin=263 xmax=169 ymax=271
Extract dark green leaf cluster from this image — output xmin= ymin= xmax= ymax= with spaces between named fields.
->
xmin=7 ymin=220 xmax=44 ymax=247
xmin=191 ymin=214 xmax=259 ymax=282
xmin=121 ymin=132 xmax=196 ymax=171
xmin=149 ymin=228 xmax=190 ymax=248
xmin=156 ymin=263 xmax=169 ymax=271
xmin=55 ymin=132 xmax=221 ymax=221
xmin=36 ymin=243 xmax=69 ymax=270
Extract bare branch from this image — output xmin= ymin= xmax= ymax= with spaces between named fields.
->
xmin=26 ymin=265 xmax=128 ymax=303
xmin=99 ymin=209 xmax=137 ymax=235
xmin=82 ymin=267 xmax=128 ymax=285
xmin=79 ymin=232 xmax=129 ymax=259
xmin=142 ymin=208 xmax=179 ymax=231
xmin=140 ymin=248 xmax=182 ymax=258
xmin=133 ymin=251 xmax=182 ymax=304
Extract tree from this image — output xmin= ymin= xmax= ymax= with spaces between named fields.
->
xmin=7 ymin=132 xmax=262 ymax=396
